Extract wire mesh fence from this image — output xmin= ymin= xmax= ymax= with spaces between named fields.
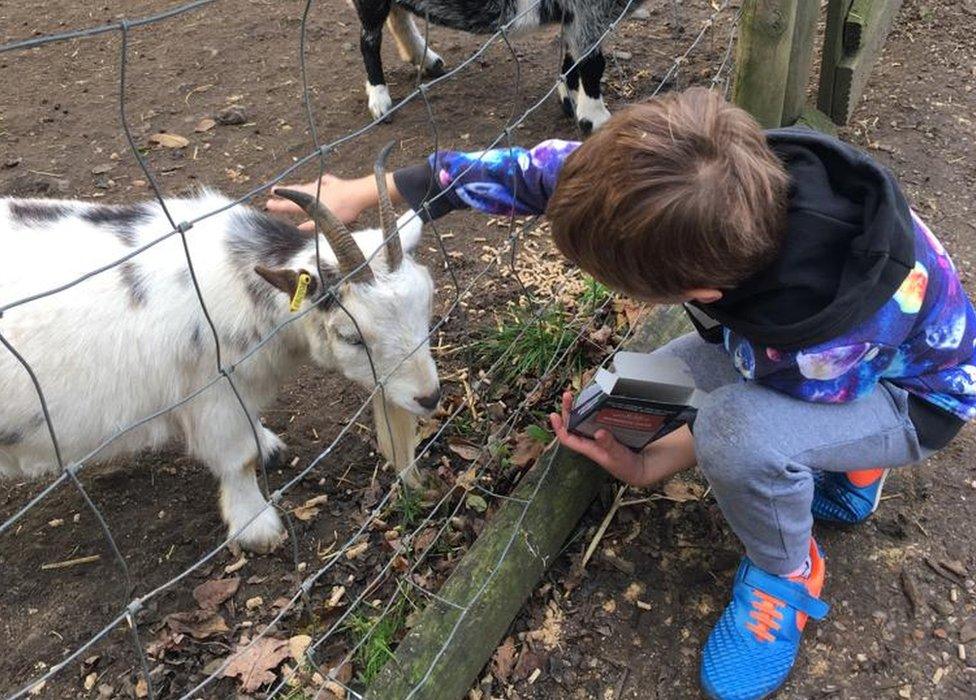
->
xmin=0 ymin=1 xmax=737 ymax=697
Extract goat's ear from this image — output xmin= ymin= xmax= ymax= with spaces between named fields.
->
xmin=254 ymin=265 xmax=319 ymax=299
xmin=397 ymin=212 xmax=424 ymax=254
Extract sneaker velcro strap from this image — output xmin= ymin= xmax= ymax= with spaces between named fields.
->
xmin=743 ymin=566 xmax=830 ymax=620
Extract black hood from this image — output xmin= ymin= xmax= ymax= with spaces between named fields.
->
xmin=697 ymin=127 xmax=916 ymax=350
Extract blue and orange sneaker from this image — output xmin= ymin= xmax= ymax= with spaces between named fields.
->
xmin=811 ymin=468 xmax=889 ymax=524
xmin=701 ymin=539 xmax=829 ymax=700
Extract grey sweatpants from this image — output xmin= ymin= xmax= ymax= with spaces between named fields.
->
xmin=656 ymin=333 xmax=926 ymax=575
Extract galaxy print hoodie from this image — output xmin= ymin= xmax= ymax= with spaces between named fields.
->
xmin=393 ymin=128 xmax=975 ymax=448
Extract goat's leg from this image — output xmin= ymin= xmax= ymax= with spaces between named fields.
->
xmin=558 ymin=51 xmax=581 ymax=118
xmin=372 ymin=393 xmax=422 ymax=489
xmin=574 ymin=48 xmax=611 ymax=134
xmin=386 ymin=5 xmax=445 ymax=77
xmin=354 ymin=0 xmax=394 ymax=121
xmin=187 ymin=401 xmax=286 ymax=553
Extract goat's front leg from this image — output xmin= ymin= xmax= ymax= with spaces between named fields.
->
xmin=354 ymin=0 xmax=395 ymax=121
xmin=558 ymin=51 xmax=581 ymax=117
xmin=386 ymin=5 xmax=445 ymax=77
xmin=372 ymin=393 xmax=421 ymax=489
xmin=574 ymin=48 xmax=611 ymax=134
xmin=217 ymin=456 xmax=286 ymax=553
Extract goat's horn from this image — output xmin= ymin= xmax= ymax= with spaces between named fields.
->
xmin=375 ymin=140 xmax=403 ymax=270
xmin=273 ymin=189 xmax=373 ymax=284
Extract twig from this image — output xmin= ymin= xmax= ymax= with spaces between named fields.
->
xmin=40 ymin=554 xmax=101 ymax=570
xmin=580 ymin=485 xmax=627 ymax=570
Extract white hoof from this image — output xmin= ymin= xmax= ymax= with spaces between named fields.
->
xmin=231 ymin=506 xmax=286 ymax=554
xmin=418 ymin=49 xmax=445 ymax=77
xmin=576 ymin=91 xmax=612 ymax=134
xmin=367 ymin=83 xmax=394 ymax=122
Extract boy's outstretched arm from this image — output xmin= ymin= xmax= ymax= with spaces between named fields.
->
xmin=266 ymin=140 xmax=581 ymax=227
xmin=549 ymin=391 xmax=697 ymax=488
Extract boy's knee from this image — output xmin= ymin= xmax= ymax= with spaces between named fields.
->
xmin=693 ymin=383 xmax=771 ymax=482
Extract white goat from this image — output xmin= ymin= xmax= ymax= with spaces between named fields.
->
xmin=0 ymin=146 xmax=439 ymax=553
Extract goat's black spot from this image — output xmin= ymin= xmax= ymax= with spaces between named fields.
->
xmin=189 ymin=323 xmax=203 ymax=350
xmin=9 ymin=201 xmax=72 ymax=224
xmin=0 ymin=429 xmax=23 ymax=446
xmin=228 ymin=209 xmax=310 ymax=268
xmin=81 ymin=204 xmax=153 ymax=246
xmin=0 ymin=414 xmax=44 ymax=446
xmin=118 ymin=261 xmax=148 ymax=307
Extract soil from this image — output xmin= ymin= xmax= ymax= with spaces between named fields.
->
xmin=0 ymin=0 xmax=972 ymax=699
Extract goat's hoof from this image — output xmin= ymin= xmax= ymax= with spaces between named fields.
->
xmin=423 ymin=57 xmax=446 ymax=78
xmin=232 ymin=508 xmax=286 ymax=554
xmin=367 ymin=84 xmax=395 ymax=124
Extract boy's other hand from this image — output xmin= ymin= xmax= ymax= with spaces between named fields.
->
xmin=266 ymin=174 xmax=367 ymax=230
xmin=549 ymin=390 xmax=696 ymax=488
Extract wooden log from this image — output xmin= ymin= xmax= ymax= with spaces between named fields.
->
xmin=365 ymin=305 xmax=693 ymax=700
xmin=816 ymin=0 xmax=853 ymax=120
xmin=781 ymin=0 xmax=821 ymax=125
xmin=732 ymin=0 xmax=799 ymax=128
xmin=829 ymin=0 xmax=904 ymax=123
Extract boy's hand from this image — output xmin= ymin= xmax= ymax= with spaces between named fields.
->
xmin=266 ymin=174 xmax=373 ymax=230
xmin=549 ymin=391 xmax=697 ymax=487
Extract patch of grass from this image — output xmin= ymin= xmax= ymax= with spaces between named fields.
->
xmin=394 ymin=484 xmax=423 ymax=529
xmin=345 ymin=596 xmax=411 ymax=685
xmin=579 ymin=275 xmax=613 ymax=313
xmin=474 ymin=304 xmax=587 ymax=386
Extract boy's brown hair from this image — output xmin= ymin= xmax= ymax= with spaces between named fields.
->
xmin=547 ymin=87 xmax=790 ymax=300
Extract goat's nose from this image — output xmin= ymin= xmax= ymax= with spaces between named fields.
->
xmin=414 ymin=388 xmax=441 ymax=411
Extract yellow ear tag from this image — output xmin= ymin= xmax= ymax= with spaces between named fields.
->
xmin=289 ymin=272 xmax=312 ymax=313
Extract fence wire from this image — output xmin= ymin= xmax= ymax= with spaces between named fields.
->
xmin=0 ymin=1 xmax=736 ymax=697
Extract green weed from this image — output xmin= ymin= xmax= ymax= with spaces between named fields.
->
xmin=345 ymin=596 xmax=412 ymax=685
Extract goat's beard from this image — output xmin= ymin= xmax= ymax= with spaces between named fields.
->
xmin=372 ymin=393 xmax=421 ymax=488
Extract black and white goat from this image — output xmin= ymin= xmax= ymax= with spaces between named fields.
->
xmin=353 ymin=0 xmax=646 ymax=133
xmin=0 ymin=148 xmax=438 ymax=553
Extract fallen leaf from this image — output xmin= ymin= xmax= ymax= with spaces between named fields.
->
xmin=135 ymin=677 xmax=148 ymax=698
xmin=346 ymin=541 xmax=369 ymax=560
xmin=193 ymin=577 xmax=240 ymax=610
xmin=524 ymin=601 xmax=563 ymax=650
xmin=512 ymin=647 xmax=544 ymax=683
xmin=623 ymin=582 xmax=645 ymax=603
xmin=83 ymin=673 xmax=98 ymax=691
xmin=490 ymin=636 xmax=517 ymax=683
xmin=413 ymin=527 xmax=439 ymax=555
xmin=289 ymin=634 xmax=312 ymax=661
xmin=292 ymin=494 xmax=328 ymax=521
xmin=510 ymin=432 xmax=546 ymax=468
xmin=165 ymin=610 xmax=229 ymax=639
xmin=221 ymin=636 xmax=292 ymax=692
xmin=455 ymin=467 xmax=477 ymax=491
xmin=246 ymin=596 xmax=264 ymax=610
xmin=195 ymin=117 xmax=217 ymax=132
xmin=589 ymin=324 xmax=613 ymax=345
xmin=662 ymin=479 xmax=704 ymax=502
xmin=448 ymin=437 xmax=481 ymax=462
xmin=148 ymin=133 xmax=189 ymax=149
xmin=466 ymin=493 xmax=488 ymax=513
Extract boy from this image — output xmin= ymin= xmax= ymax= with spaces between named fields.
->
xmin=268 ymin=88 xmax=975 ymax=699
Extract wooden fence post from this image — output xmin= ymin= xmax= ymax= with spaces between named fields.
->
xmin=732 ymin=0 xmax=799 ymax=128
xmin=781 ymin=0 xmax=821 ymax=125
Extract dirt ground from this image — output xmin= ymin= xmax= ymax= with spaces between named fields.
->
xmin=0 ymin=0 xmax=972 ymax=699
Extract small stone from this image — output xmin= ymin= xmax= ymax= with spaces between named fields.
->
xmin=959 ymin=618 xmax=976 ymax=643
xmin=933 ymin=628 xmax=948 ymax=639
xmin=132 ymin=179 xmax=147 ymax=188
xmin=931 ymin=599 xmax=954 ymax=616
xmin=631 ymin=6 xmax=651 ymax=19
xmin=613 ymin=50 xmax=633 ymax=61
xmin=215 ymin=105 xmax=248 ymax=125
xmin=91 ymin=163 xmax=114 ymax=175
xmin=245 ymin=595 xmax=263 ymax=610
xmin=3 ymin=157 xmax=21 ymax=168
xmin=98 ymin=685 xmax=114 ymax=698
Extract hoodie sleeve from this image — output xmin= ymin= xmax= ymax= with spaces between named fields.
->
xmin=392 ymin=139 xmax=581 ymax=221
xmin=725 ymin=330 xmax=898 ymax=405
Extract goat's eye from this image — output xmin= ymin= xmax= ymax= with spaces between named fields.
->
xmin=338 ymin=333 xmax=365 ymax=347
